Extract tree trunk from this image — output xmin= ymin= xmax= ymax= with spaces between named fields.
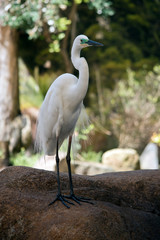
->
xmin=0 ymin=26 xmax=19 ymax=167
xmin=94 ymin=64 xmax=105 ymax=125
xmin=61 ymin=1 xmax=78 ymax=73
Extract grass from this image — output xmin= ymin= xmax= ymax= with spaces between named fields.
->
xmin=10 ymin=148 xmax=41 ymax=167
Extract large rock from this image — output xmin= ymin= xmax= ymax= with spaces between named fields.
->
xmin=102 ymin=148 xmax=139 ymax=171
xmin=0 ymin=166 xmax=160 ymax=240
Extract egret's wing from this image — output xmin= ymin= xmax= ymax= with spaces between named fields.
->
xmin=35 ymin=86 xmax=58 ymax=155
xmin=35 ymin=73 xmax=79 ymax=155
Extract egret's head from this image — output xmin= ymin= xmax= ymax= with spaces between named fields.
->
xmin=74 ymin=35 xmax=103 ymax=49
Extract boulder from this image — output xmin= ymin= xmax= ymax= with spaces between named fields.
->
xmin=102 ymin=148 xmax=139 ymax=171
xmin=0 ymin=166 xmax=160 ymax=240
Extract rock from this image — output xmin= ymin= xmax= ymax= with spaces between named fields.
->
xmin=22 ymin=107 xmax=39 ymax=141
xmin=9 ymin=115 xmax=32 ymax=152
xmin=34 ymin=152 xmax=66 ymax=172
xmin=140 ymin=142 xmax=159 ymax=169
xmin=0 ymin=166 xmax=160 ymax=240
xmin=34 ymin=154 xmax=113 ymax=175
xmin=102 ymin=148 xmax=139 ymax=171
xmin=9 ymin=116 xmax=23 ymax=152
xmin=68 ymin=160 xmax=113 ymax=175
xmin=21 ymin=115 xmax=32 ymax=148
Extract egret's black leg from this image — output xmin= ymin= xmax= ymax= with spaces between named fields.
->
xmin=66 ymin=136 xmax=74 ymax=195
xmin=63 ymin=136 xmax=93 ymax=205
xmin=49 ymin=138 xmax=74 ymax=208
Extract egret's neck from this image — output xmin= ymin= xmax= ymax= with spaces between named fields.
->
xmin=71 ymin=44 xmax=89 ymax=103
xmin=71 ymin=44 xmax=81 ymax=70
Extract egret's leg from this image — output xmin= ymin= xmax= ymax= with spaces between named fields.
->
xmin=49 ymin=138 xmax=74 ymax=208
xmin=55 ymin=138 xmax=61 ymax=196
xmin=66 ymin=136 xmax=74 ymax=195
xmin=64 ymin=136 xmax=93 ymax=205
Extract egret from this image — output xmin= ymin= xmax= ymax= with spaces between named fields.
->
xmin=35 ymin=34 xmax=103 ymax=208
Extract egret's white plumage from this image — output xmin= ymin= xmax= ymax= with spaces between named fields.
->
xmin=36 ymin=35 xmax=89 ymax=155
xmin=35 ymin=34 xmax=103 ymax=208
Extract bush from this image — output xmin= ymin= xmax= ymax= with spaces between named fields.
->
xmin=10 ymin=148 xmax=41 ymax=167
xmin=105 ymin=66 xmax=160 ymax=153
xmin=80 ymin=149 xmax=102 ymax=163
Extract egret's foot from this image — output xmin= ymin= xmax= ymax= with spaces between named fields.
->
xmin=63 ymin=194 xmax=93 ymax=205
xmin=49 ymin=194 xmax=74 ymax=208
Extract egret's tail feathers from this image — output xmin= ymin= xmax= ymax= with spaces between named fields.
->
xmin=76 ymin=104 xmax=90 ymax=130
xmin=72 ymin=105 xmax=91 ymax=156
xmin=35 ymin=113 xmax=57 ymax=156
xmin=34 ymin=118 xmax=43 ymax=154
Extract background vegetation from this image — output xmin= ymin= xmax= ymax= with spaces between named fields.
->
xmin=0 ymin=0 xmax=160 ymax=166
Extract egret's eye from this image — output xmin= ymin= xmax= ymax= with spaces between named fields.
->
xmin=80 ymin=39 xmax=88 ymax=44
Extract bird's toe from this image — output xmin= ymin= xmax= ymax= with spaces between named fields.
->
xmin=49 ymin=194 xmax=75 ymax=208
xmin=63 ymin=194 xmax=93 ymax=205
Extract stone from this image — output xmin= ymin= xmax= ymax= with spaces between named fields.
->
xmin=140 ymin=142 xmax=159 ymax=169
xmin=22 ymin=107 xmax=39 ymax=141
xmin=71 ymin=160 xmax=114 ymax=175
xmin=102 ymin=148 xmax=139 ymax=171
xmin=9 ymin=115 xmax=32 ymax=152
xmin=34 ymin=154 xmax=113 ymax=175
xmin=21 ymin=115 xmax=32 ymax=148
xmin=0 ymin=166 xmax=160 ymax=240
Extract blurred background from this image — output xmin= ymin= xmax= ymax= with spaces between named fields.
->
xmin=0 ymin=0 xmax=160 ymax=174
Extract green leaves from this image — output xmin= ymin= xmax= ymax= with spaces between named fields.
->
xmin=89 ymin=0 xmax=114 ymax=18
xmin=49 ymin=31 xmax=67 ymax=53
xmin=55 ymin=17 xmax=71 ymax=31
xmin=1 ymin=0 xmax=70 ymax=40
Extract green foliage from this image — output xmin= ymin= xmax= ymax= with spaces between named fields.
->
xmin=111 ymin=0 xmax=160 ymax=59
xmin=78 ymin=124 xmax=94 ymax=141
xmin=80 ymin=149 xmax=102 ymax=163
xmin=84 ymin=0 xmax=160 ymax=93
xmin=72 ymin=123 xmax=94 ymax=153
xmin=0 ymin=150 xmax=3 ymax=158
xmin=75 ymin=0 xmax=89 ymax=4
xmin=49 ymin=32 xmax=66 ymax=53
xmin=1 ymin=0 xmax=71 ymax=52
xmin=88 ymin=0 xmax=114 ymax=17
xmin=38 ymin=71 xmax=60 ymax=97
xmin=19 ymin=59 xmax=43 ymax=108
xmin=10 ymin=148 xmax=40 ymax=167
xmin=151 ymin=131 xmax=160 ymax=147
xmin=104 ymin=65 xmax=160 ymax=151
xmin=2 ymin=0 xmax=69 ymax=35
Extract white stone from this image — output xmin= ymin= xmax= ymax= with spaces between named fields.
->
xmin=102 ymin=148 xmax=139 ymax=171
xmin=140 ymin=143 xmax=159 ymax=169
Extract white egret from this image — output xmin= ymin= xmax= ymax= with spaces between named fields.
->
xmin=35 ymin=34 xmax=103 ymax=208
